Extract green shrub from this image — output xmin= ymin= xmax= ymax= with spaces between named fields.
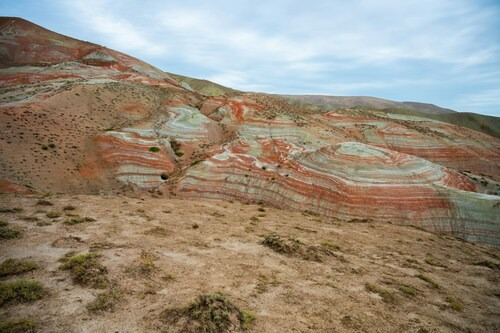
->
xmin=445 ymin=296 xmax=464 ymax=312
xmin=416 ymin=274 xmax=439 ymax=289
xmin=87 ymin=289 xmax=121 ymax=313
xmin=261 ymin=233 xmax=301 ymax=255
xmin=0 ymin=207 xmax=23 ymax=213
xmin=399 ymin=285 xmax=417 ymax=297
xmin=60 ymin=253 xmax=108 ymax=288
xmin=0 ymin=317 xmax=37 ymax=333
xmin=64 ymin=216 xmax=96 ymax=225
xmin=0 ymin=225 xmax=22 ymax=239
xmin=0 ymin=259 xmax=37 ymax=278
xmin=46 ymin=211 xmax=61 ymax=218
xmin=365 ymin=282 xmax=395 ymax=303
xmin=0 ymin=280 xmax=44 ymax=305
xmin=149 ymin=146 xmax=160 ymax=153
xmin=161 ymin=292 xmax=255 ymax=332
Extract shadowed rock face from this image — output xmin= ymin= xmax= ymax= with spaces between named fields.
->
xmin=1 ymin=17 xmax=499 ymax=244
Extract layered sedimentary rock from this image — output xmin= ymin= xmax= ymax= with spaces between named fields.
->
xmin=1 ymin=17 xmax=499 ymax=244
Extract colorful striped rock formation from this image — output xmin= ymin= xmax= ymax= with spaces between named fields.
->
xmin=1 ymin=17 xmax=499 ymax=244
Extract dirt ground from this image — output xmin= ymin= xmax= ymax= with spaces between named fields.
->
xmin=0 ymin=193 xmax=499 ymax=332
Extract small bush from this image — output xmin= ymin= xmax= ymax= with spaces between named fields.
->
xmin=21 ymin=216 xmax=39 ymax=222
xmin=473 ymin=260 xmax=500 ymax=270
xmin=0 ymin=259 xmax=37 ymax=278
xmin=0 ymin=207 xmax=23 ymax=213
xmin=87 ymin=289 xmax=121 ymax=313
xmin=127 ymin=251 xmax=157 ymax=277
xmin=174 ymin=150 xmax=184 ymax=157
xmin=399 ymin=285 xmax=417 ymax=297
xmin=365 ymin=283 xmax=395 ymax=303
xmin=0 ymin=317 xmax=37 ymax=333
xmin=261 ymin=233 xmax=301 ymax=255
xmin=46 ymin=211 xmax=61 ymax=219
xmin=0 ymin=220 xmax=7 ymax=227
xmin=0 ymin=280 xmax=45 ymax=305
xmin=63 ymin=205 xmax=76 ymax=211
xmin=240 ymin=310 xmax=256 ymax=330
xmin=321 ymin=241 xmax=340 ymax=252
xmin=149 ymin=146 xmax=160 ymax=153
xmin=48 ymin=143 xmax=56 ymax=148
xmin=144 ymin=226 xmax=168 ymax=237
xmin=0 ymin=225 xmax=22 ymax=239
xmin=161 ymin=292 xmax=255 ymax=332
xmin=416 ymin=274 xmax=439 ymax=289
xmin=36 ymin=199 xmax=53 ymax=206
xmin=64 ymin=216 xmax=96 ymax=225
xmin=60 ymin=253 xmax=108 ymax=288
xmin=445 ymin=296 xmax=464 ymax=312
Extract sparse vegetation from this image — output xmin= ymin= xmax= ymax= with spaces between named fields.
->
xmin=64 ymin=216 xmax=96 ymax=225
xmin=161 ymin=292 xmax=255 ymax=332
xmin=240 ymin=310 xmax=256 ymax=330
xmin=0 ymin=207 xmax=23 ymax=213
xmin=63 ymin=205 xmax=76 ymax=211
xmin=0 ymin=279 xmax=44 ymax=305
xmin=144 ymin=226 xmax=168 ymax=237
xmin=365 ymin=282 xmax=395 ymax=303
xmin=321 ymin=241 xmax=340 ymax=252
xmin=445 ymin=296 xmax=464 ymax=312
xmin=36 ymin=199 xmax=53 ymax=206
xmin=0 ymin=317 xmax=37 ymax=333
xmin=60 ymin=253 xmax=108 ymax=288
xmin=399 ymin=285 xmax=417 ymax=297
xmin=261 ymin=233 xmax=336 ymax=262
xmin=87 ymin=289 xmax=121 ymax=313
xmin=149 ymin=146 xmax=160 ymax=152
xmin=127 ymin=251 xmax=157 ymax=277
xmin=473 ymin=260 xmax=500 ymax=270
xmin=261 ymin=233 xmax=301 ymax=255
xmin=46 ymin=210 xmax=61 ymax=218
xmin=0 ymin=259 xmax=37 ymax=278
xmin=425 ymin=258 xmax=447 ymax=268
xmin=0 ymin=222 xmax=22 ymax=239
xmin=21 ymin=216 xmax=39 ymax=222
xmin=416 ymin=273 xmax=439 ymax=289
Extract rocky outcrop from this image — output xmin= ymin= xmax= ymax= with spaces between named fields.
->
xmin=0 ymin=17 xmax=498 ymax=244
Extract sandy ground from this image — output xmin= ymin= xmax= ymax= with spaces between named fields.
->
xmin=0 ymin=193 xmax=499 ymax=332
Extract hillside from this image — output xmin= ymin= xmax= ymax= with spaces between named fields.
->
xmin=0 ymin=17 xmax=499 ymax=247
xmin=0 ymin=15 xmax=499 ymax=333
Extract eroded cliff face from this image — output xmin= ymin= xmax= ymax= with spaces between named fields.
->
xmin=1 ymin=17 xmax=499 ymax=244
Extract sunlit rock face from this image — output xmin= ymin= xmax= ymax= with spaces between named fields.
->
xmin=1 ymin=17 xmax=499 ymax=244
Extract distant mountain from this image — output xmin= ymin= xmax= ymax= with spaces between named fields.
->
xmin=278 ymin=95 xmax=499 ymax=138
xmin=279 ymin=95 xmax=456 ymax=115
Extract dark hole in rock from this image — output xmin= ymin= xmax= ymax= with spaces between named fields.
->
xmin=160 ymin=173 xmax=168 ymax=180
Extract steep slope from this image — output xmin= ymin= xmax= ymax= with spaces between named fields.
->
xmin=0 ymin=17 xmax=499 ymax=245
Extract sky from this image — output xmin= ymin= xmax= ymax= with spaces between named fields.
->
xmin=1 ymin=0 xmax=500 ymax=116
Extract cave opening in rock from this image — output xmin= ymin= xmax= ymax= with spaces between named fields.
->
xmin=160 ymin=173 xmax=168 ymax=180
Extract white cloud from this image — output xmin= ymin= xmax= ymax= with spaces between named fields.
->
xmin=63 ymin=0 xmax=167 ymax=56
xmin=54 ymin=0 xmax=500 ymax=115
